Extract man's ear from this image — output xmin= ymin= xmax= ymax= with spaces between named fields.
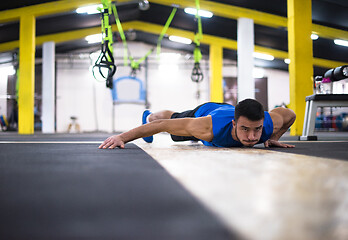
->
xmin=232 ymin=120 xmax=236 ymax=128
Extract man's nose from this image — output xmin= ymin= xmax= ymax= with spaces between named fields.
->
xmin=248 ymin=131 xmax=256 ymax=140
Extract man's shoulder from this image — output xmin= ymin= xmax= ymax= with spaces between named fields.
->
xmin=210 ymin=105 xmax=235 ymax=117
xmin=195 ymin=103 xmax=234 ymax=117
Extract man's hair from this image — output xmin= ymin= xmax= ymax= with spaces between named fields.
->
xmin=235 ymin=99 xmax=264 ymax=122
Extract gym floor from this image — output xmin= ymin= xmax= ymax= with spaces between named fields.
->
xmin=1 ymin=132 xmax=347 ymax=240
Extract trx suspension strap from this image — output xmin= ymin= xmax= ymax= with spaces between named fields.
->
xmin=112 ymin=3 xmax=149 ymax=76
xmin=157 ymin=7 xmax=177 ymax=58
xmin=92 ymin=0 xmax=117 ymax=89
xmin=112 ymin=5 xmax=177 ymax=76
xmin=129 ymin=50 xmax=152 ymax=76
xmin=111 ymin=4 xmax=129 ymax=67
xmin=191 ymin=0 xmax=203 ymax=83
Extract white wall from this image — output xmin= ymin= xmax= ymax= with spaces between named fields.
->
xmin=0 ymin=65 xmax=15 ymax=118
xmin=57 ymin=63 xmax=101 ymax=132
xmin=223 ymin=60 xmax=290 ymax=110
xmin=56 ymin=42 xmax=210 ymax=132
xmin=0 ymin=72 xmax=8 ymax=117
xmin=56 ymin=42 xmax=290 ymax=133
xmin=265 ymin=68 xmax=290 ymax=109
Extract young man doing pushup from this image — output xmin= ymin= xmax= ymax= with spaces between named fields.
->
xmin=99 ymin=99 xmax=296 ymax=149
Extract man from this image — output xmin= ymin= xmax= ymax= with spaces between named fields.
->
xmin=99 ymin=99 xmax=296 ymax=149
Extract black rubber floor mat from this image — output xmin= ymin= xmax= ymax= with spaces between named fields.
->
xmin=258 ymin=141 xmax=348 ymax=161
xmin=0 ymin=143 xmax=239 ymax=240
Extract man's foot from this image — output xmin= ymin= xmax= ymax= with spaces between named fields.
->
xmin=142 ymin=110 xmax=153 ymax=143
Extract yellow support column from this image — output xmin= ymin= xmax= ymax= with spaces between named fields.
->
xmin=18 ymin=14 xmax=36 ymax=134
xmin=209 ymin=44 xmax=223 ymax=102
xmin=287 ymin=0 xmax=313 ymax=136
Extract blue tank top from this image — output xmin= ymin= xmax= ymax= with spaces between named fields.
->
xmin=194 ymin=102 xmax=273 ymax=147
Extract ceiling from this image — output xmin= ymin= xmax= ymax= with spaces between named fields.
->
xmin=0 ymin=0 xmax=347 ymax=76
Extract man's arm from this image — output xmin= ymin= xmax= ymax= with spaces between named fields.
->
xmin=99 ymin=116 xmax=213 ymax=149
xmin=266 ymin=107 xmax=296 ymax=148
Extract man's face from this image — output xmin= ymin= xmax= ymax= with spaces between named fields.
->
xmin=232 ymin=116 xmax=263 ymax=147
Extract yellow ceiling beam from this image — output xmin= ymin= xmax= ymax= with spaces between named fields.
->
xmin=0 ymin=27 xmax=101 ymax=53
xmin=123 ymin=21 xmax=348 ymax=68
xmin=254 ymin=45 xmax=289 ymax=60
xmin=122 ymin=21 xmax=237 ymax=49
xmin=0 ymin=41 xmax=19 ymax=53
xmin=0 ymin=0 xmax=97 ymax=23
xmin=0 ymin=0 xmax=346 ymax=41
xmin=0 ymin=21 xmax=346 ymax=69
xmin=36 ymin=27 xmax=101 ymax=45
xmin=313 ymin=58 xmax=348 ymax=69
xmin=312 ymin=24 xmax=348 ymax=41
xmin=150 ymin=0 xmax=287 ymax=28
xmin=150 ymin=0 xmax=348 ymax=41
xmin=0 ymin=0 xmax=130 ymax=23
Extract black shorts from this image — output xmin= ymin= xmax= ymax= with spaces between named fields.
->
xmin=169 ymin=103 xmax=207 ymax=142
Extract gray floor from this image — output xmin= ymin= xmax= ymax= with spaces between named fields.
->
xmin=1 ymin=131 xmax=348 ymax=240
xmin=0 ymin=136 xmax=237 ymax=240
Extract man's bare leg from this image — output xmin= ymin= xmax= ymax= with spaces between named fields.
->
xmin=142 ymin=110 xmax=175 ymax=143
xmin=148 ymin=110 xmax=175 ymax=122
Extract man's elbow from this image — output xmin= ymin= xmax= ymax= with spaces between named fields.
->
xmin=289 ymin=108 xmax=296 ymax=120
xmin=286 ymin=108 xmax=296 ymax=126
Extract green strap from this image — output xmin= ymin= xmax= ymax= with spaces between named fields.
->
xmin=112 ymin=4 xmax=129 ymax=66
xmin=157 ymin=7 xmax=177 ymax=57
xmin=193 ymin=46 xmax=202 ymax=63
xmin=130 ymin=48 xmax=153 ymax=70
xmin=99 ymin=0 xmax=114 ymax=63
xmin=111 ymin=5 xmax=177 ymax=69
xmin=193 ymin=0 xmax=203 ymax=63
xmin=194 ymin=0 xmax=203 ymax=46
xmin=100 ymin=16 xmax=105 ymax=43
xmin=104 ymin=2 xmax=113 ymax=44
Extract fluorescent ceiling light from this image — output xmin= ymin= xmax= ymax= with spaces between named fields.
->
xmin=169 ymin=35 xmax=192 ymax=45
xmin=253 ymin=52 xmax=274 ymax=61
xmin=184 ymin=8 xmax=213 ymax=18
xmin=334 ymin=39 xmax=348 ymax=47
xmin=85 ymin=33 xmax=103 ymax=44
xmin=311 ymin=34 xmax=319 ymax=40
xmin=76 ymin=4 xmax=102 ymax=14
xmin=284 ymin=58 xmax=290 ymax=64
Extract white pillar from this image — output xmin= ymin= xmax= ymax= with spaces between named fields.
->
xmin=42 ymin=41 xmax=55 ymax=133
xmin=0 ymin=67 xmax=10 ymax=117
xmin=237 ymin=18 xmax=255 ymax=101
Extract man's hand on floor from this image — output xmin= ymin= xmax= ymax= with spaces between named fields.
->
xmin=264 ymin=139 xmax=295 ymax=148
xmin=99 ymin=135 xmax=125 ymax=149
